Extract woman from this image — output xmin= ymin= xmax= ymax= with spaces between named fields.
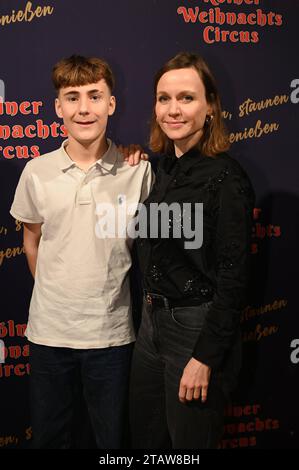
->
xmin=129 ymin=52 xmax=255 ymax=449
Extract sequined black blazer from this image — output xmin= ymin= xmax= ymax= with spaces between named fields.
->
xmin=137 ymin=147 xmax=255 ymax=372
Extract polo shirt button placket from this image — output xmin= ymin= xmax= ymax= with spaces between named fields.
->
xmin=76 ymin=176 xmax=92 ymax=206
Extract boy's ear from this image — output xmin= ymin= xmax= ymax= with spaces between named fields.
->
xmin=55 ymin=97 xmax=63 ymax=118
xmin=108 ymin=95 xmax=116 ymax=116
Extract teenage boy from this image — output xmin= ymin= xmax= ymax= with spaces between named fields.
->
xmin=10 ymin=55 xmax=153 ymax=449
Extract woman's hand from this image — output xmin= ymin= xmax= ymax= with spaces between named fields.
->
xmin=178 ymin=357 xmax=211 ymax=404
xmin=118 ymin=144 xmax=149 ymax=166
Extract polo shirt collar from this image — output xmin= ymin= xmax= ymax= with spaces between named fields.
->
xmin=59 ymin=140 xmax=76 ymax=171
xmin=58 ymin=139 xmax=118 ymax=172
xmin=96 ymin=139 xmax=118 ymax=172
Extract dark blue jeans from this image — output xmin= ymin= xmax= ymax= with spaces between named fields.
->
xmin=29 ymin=341 xmax=133 ymax=449
xmin=129 ymin=296 xmax=227 ymax=449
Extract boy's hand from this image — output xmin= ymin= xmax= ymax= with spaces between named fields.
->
xmin=118 ymin=144 xmax=149 ymax=166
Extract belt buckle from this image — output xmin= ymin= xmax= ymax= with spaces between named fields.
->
xmin=146 ymin=294 xmax=152 ymax=305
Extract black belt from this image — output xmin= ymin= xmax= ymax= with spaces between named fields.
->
xmin=144 ymin=291 xmax=210 ymax=309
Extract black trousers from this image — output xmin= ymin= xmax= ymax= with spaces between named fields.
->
xmin=129 ymin=296 xmax=227 ymax=449
xmin=29 ymin=342 xmax=132 ymax=449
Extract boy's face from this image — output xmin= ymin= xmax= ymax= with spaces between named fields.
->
xmin=55 ymin=80 xmax=116 ymax=145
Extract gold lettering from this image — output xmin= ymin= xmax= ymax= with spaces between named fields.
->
xmin=239 ymin=95 xmax=289 ymax=117
xmin=35 ymin=6 xmax=43 ymax=18
xmin=0 ymin=436 xmax=16 ymax=447
xmin=0 ymin=245 xmax=25 ymax=267
xmin=230 ymin=120 xmax=279 ymax=143
xmin=243 ymin=323 xmax=279 ymax=342
xmin=0 ymin=1 xmax=54 ymax=28
xmin=241 ymin=299 xmax=288 ymax=322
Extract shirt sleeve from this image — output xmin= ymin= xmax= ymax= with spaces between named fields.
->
xmin=192 ymin=163 xmax=255 ymax=369
xmin=10 ymin=162 xmax=44 ymax=224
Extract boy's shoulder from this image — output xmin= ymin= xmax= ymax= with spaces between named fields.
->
xmin=114 ymin=146 xmax=152 ymax=174
xmin=24 ymin=146 xmax=63 ymax=174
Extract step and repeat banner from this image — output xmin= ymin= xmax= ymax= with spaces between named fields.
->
xmin=0 ymin=0 xmax=298 ymax=449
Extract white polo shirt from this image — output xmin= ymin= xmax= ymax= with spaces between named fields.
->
xmin=10 ymin=139 xmax=153 ymax=349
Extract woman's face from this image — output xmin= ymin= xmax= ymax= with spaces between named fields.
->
xmin=155 ymin=67 xmax=212 ymax=157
